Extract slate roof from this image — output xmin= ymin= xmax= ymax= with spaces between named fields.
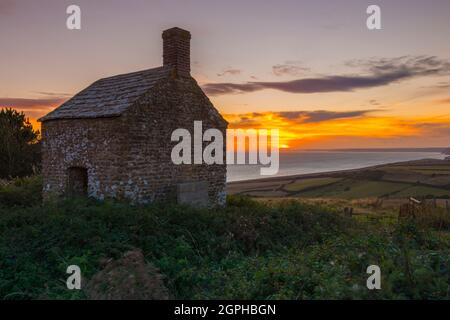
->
xmin=39 ymin=66 xmax=172 ymax=121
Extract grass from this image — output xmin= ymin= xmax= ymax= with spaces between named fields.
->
xmin=0 ymin=176 xmax=449 ymax=300
xmin=382 ymin=165 xmax=450 ymax=176
xmin=300 ymin=180 xmax=410 ymax=199
xmin=284 ymin=177 xmax=342 ymax=192
xmin=412 ymin=170 xmax=450 ymax=176
xmin=394 ymin=186 xmax=450 ymax=198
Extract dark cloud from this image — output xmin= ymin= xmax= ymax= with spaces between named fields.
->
xmin=276 ymin=110 xmax=377 ymax=123
xmin=231 ymin=117 xmax=258 ymax=126
xmin=203 ymin=56 xmax=450 ymax=96
xmin=0 ymin=97 xmax=66 ymax=108
xmin=435 ymin=82 xmax=450 ymax=89
xmin=346 ymin=56 xmax=450 ymax=76
xmin=413 ymin=122 xmax=450 ymax=138
xmin=228 ymin=109 xmax=378 ymax=126
xmin=272 ymin=63 xmax=310 ymax=77
xmin=217 ymin=68 xmax=241 ymax=77
xmin=203 ymin=72 xmax=407 ymax=95
xmin=203 ymin=82 xmax=260 ymax=95
xmin=0 ymin=95 xmax=69 ymax=118
xmin=34 ymin=91 xmax=72 ymax=97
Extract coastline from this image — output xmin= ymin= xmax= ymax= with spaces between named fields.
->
xmin=227 ymin=158 xmax=450 ymax=198
xmin=228 ymin=158 xmax=448 ymax=186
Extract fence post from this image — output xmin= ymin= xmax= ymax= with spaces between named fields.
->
xmin=344 ymin=207 xmax=353 ymax=217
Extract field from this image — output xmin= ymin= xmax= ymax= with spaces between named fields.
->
xmin=228 ymin=159 xmax=450 ymax=201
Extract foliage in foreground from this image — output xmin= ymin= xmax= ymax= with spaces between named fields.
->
xmin=0 ymin=175 xmax=42 ymax=207
xmin=0 ymin=194 xmax=448 ymax=300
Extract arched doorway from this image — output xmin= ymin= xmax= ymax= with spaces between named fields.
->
xmin=67 ymin=167 xmax=88 ymax=197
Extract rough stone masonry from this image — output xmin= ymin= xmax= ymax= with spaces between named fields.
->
xmin=39 ymin=27 xmax=228 ymax=206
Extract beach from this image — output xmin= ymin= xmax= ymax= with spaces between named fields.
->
xmin=227 ymin=151 xmax=447 ymax=182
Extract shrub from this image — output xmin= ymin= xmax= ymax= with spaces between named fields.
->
xmin=0 ymin=175 xmax=42 ymax=207
xmin=0 ymin=195 xmax=448 ymax=300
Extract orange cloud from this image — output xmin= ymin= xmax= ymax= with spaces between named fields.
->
xmin=223 ymin=111 xmax=450 ymax=149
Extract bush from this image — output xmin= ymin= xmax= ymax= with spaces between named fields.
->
xmin=0 ymin=196 xmax=448 ymax=300
xmin=0 ymin=175 xmax=42 ymax=207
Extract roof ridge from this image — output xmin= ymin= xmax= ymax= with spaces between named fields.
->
xmin=97 ymin=65 xmax=170 ymax=82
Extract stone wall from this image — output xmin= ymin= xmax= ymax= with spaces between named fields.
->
xmin=41 ymin=116 xmax=129 ymax=201
xmin=122 ymin=75 xmax=227 ymax=205
xmin=41 ymin=75 xmax=227 ymax=206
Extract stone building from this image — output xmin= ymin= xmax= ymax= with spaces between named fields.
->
xmin=39 ymin=27 xmax=228 ymax=206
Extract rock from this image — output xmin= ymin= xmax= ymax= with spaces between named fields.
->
xmin=84 ymin=249 xmax=169 ymax=300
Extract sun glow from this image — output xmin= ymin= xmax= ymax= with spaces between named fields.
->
xmin=224 ymin=112 xmax=450 ymax=149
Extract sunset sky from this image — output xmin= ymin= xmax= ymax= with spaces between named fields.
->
xmin=1 ymin=0 xmax=449 ymax=149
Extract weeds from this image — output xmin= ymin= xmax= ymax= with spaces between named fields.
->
xmin=0 ymin=180 xmax=448 ymax=300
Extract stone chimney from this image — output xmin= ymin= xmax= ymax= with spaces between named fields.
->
xmin=162 ymin=27 xmax=191 ymax=77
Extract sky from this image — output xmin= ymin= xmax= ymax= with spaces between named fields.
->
xmin=1 ymin=0 xmax=450 ymax=149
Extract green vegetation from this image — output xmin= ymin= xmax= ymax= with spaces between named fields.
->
xmin=0 ymin=180 xmax=448 ymax=300
xmin=231 ymin=160 xmax=450 ymax=199
xmin=284 ymin=177 xmax=342 ymax=192
xmin=0 ymin=108 xmax=41 ymax=179
xmin=0 ymin=176 xmax=42 ymax=207
xmin=394 ymin=186 xmax=450 ymax=198
xmin=300 ymin=180 xmax=410 ymax=199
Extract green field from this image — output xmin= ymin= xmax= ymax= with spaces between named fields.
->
xmin=299 ymin=180 xmax=410 ymax=199
xmin=230 ymin=159 xmax=450 ymax=200
xmin=284 ymin=177 xmax=342 ymax=192
xmin=393 ymin=185 xmax=450 ymax=198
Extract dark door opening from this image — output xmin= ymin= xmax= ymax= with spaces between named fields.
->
xmin=67 ymin=167 xmax=88 ymax=197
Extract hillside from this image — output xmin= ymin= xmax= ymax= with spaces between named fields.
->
xmin=228 ymin=159 xmax=450 ymax=200
xmin=0 ymin=191 xmax=449 ymax=299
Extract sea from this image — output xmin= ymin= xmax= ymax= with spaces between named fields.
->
xmin=227 ymin=151 xmax=447 ymax=182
